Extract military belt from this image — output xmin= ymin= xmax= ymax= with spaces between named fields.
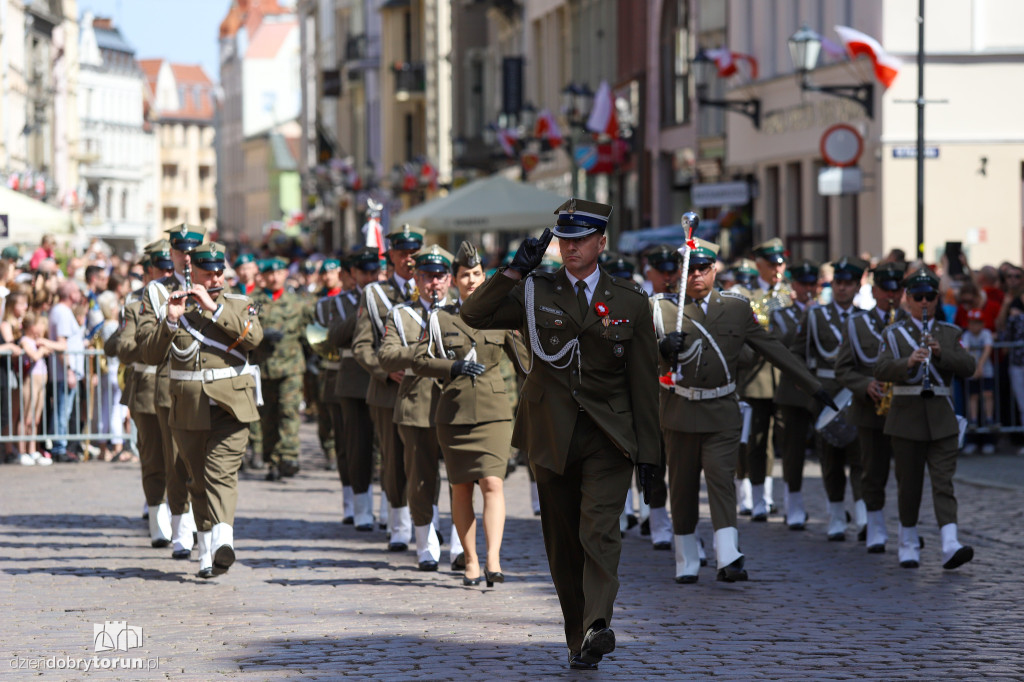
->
xmin=321 ymin=360 xmax=341 ymax=370
xmin=815 ymin=368 xmax=836 ymax=379
xmin=671 ymin=382 xmax=736 ymax=400
xmin=892 ymin=385 xmax=951 ymax=397
xmin=170 ymin=366 xmax=248 ymax=383
xmin=132 ymin=362 xmax=158 ymax=375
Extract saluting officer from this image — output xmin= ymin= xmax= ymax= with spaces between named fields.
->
xmin=134 ymin=224 xmax=205 ymax=559
xmin=644 ymin=244 xmax=684 ymax=551
xmin=658 ymin=239 xmax=828 ymax=584
xmin=734 ymin=238 xmax=792 ymax=520
xmin=874 ymin=267 xmax=976 ymax=570
xmin=253 ymin=257 xmax=305 ymax=481
xmin=379 ymin=245 xmax=461 ymax=571
xmin=328 ymin=247 xmax=381 ymax=531
xmin=770 ymin=259 xmax=820 ymax=530
xmin=793 ymin=256 xmax=867 ymax=541
xmin=140 ymin=242 xmax=263 ymax=578
xmin=351 ymin=225 xmax=424 ymax=551
xmin=835 ymin=262 xmax=906 ymax=552
xmin=106 ymin=240 xmax=176 ymax=549
xmin=462 ymin=199 xmax=660 ymax=671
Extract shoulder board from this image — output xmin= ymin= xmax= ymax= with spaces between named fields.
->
xmin=610 ymin=276 xmax=645 ymax=295
xmin=527 ymin=271 xmax=555 ymax=282
xmin=222 ymin=293 xmax=248 ymax=301
xmin=651 ymin=292 xmax=679 ymax=303
xmin=392 ymin=301 xmax=415 ymax=310
xmin=720 ymin=290 xmax=749 ymax=301
xmin=850 ymin=309 xmax=869 ymax=319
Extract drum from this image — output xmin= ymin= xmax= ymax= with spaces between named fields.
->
xmin=814 ymin=388 xmax=858 ymax=448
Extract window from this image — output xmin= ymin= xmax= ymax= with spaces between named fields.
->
xmin=660 ymin=0 xmax=689 ymax=127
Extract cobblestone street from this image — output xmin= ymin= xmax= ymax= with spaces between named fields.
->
xmin=2 ymin=422 xmax=1022 ymax=680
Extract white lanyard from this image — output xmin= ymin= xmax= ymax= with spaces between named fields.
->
xmin=394 ymin=305 xmax=425 ymax=347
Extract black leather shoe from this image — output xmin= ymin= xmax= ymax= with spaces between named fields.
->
xmin=942 ymin=546 xmax=974 ymax=570
xmin=788 ymin=522 xmax=807 ymax=531
xmin=197 ymin=567 xmax=214 ymax=579
xmin=739 ymin=508 xmax=752 ymax=516
xmin=265 ymin=467 xmax=281 ymax=482
xmin=212 ymin=545 xmax=235 ymax=575
xmin=171 ymin=548 xmax=191 ymax=560
xmin=279 ymin=461 xmax=299 ymax=478
xmin=674 ymin=574 xmax=698 ymax=584
xmin=484 ymin=570 xmax=504 ymax=587
xmin=580 ymin=626 xmax=615 ymax=665
xmin=857 ymin=526 xmax=867 ymax=542
xmin=828 ymin=532 xmax=846 ymax=542
xmin=652 ymin=541 xmax=672 ymax=551
xmin=342 ymin=516 xmax=354 ymax=525
xmin=626 ymin=514 xmax=638 ymax=530
xmin=462 ymin=573 xmax=482 ymax=586
xmin=418 ymin=560 xmax=439 ymax=572
xmin=355 ymin=523 xmax=374 ymax=532
xmin=387 ymin=542 xmax=408 ymax=552
xmin=568 ymin=651 xmax=597 ymax=670
xmin=640 ymin=518 xmax=651 ymax=536
xmin=900 ymin=560 xmax=920 ymax=569
xmin=867 ymin=544 xmax=885 ymax=554
xmin=751 ymin=512 xmax=768 ymax=522
xmin=716 ymin=558 xmax=748 ymax=583
xmin=152 ymin=538 xmax=171 ymax=548
xmin=451 ymin=552 xmax=466 ymax=571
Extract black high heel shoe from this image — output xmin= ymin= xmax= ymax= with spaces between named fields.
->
xmin=462 ymin=573 xmax=482 ymax=586
xmin=484 ymin=569 xmax=504 ymax=587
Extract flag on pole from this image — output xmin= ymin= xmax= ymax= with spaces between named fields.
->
xmin=363 ymin=205 xmax=385 ymax=260
xmin=497 ymin=128 xmax=519 ymax=157
xmin=834 ymin=25 xmax=901 ymax=88
xmin=585 ymin=81 xmax=619 ymax=138
xmin=533 ymin=109 xmax=563 ymax=149
xmin=704 ymin=48 xmax=759 ymax=80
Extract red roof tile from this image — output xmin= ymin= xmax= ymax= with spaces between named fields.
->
xmin=245 ymin=20 xmax=295 ymax=59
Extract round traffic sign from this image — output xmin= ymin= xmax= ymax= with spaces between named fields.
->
xmin=820 ymin=124 xmax=863 ymax=167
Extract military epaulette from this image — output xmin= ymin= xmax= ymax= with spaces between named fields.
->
xmin=392 ymin=301 xmax=415 ymax=310
xmin=651 ymin=292 xmax=679 ymax=302
xmin=527 ymin=270 xmax=555 ymax=282
xmin=731 ymin=285 xmax=754 ymax=298
xmin=720 ymin=290 xmax=750 ymax=301
xmin=610 ymin=276 xmax=645 ymax=296
xmin=222 ymin=293 xmax=248 ymax=301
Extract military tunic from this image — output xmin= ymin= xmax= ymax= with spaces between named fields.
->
xmin=461 ymin=266 xmax=659 ymax=653
xmin=771 ymin=301 xmax=815 ymax=496
xmin=252 ymin=288 xmax=305 ymax=471
xmin=328 ymin=289 xmax=374 ymax=496
xmin=874 ymin=318 xmax=975 ymax=528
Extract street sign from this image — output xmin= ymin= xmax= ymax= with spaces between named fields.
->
xmin=892 ymin=146 xmax=939 ymax=159
xmin=692 ymin=181 xmax=751 ymax=207
xmin=820 ymin=124 xmax=863 ymax=167
xmin=818 ymin=167 xmax=862 ymax=196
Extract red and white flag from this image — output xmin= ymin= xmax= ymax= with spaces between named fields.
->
xmin=420 ymin=159 xmax=438 ymax=191
xmin=585 ymin=81 xmax=619 ymax=138
xmin=834 ymin=25 xmax=901 ymax=88
xmin=533 ymin=109 xmax=563 ymax=149
xmin=497 ymin=128 xmax=519 ymax=157
xmin=704 ymin=48 xmax=759 ymax=80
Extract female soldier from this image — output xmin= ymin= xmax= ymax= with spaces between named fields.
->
xmin=412 ymin=242 xmax=521 ymax=586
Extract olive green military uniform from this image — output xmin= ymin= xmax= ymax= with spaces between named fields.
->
xmin=312 ymin=293 xmax=347 ymax=501
xmin=328 ymin=287 xmax=375 ymax=529
xmin=875 ymin=280 xmax=976 ymax=568
xmin=252 ymin=285 xmax=305 ymax=476
xmin=659 ymin=285 xmax=821 ymax=581
xmin=352 ymin=275 xmax=415 ymax=547
xmin=792 ymin=298 xmax=865 ymax=536
xmin=461 ymin=264 xmax=660 ymax=654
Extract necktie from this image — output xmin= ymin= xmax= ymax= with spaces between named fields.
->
xmin=576 ymin=281 xmax=589 ymax=318
xmin=404 ymin=281 xmax=414 ymax=301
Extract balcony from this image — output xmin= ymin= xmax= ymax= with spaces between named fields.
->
xmin=392 ymin=62 xmax=425 ymax=100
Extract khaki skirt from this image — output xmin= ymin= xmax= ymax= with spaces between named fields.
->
xmin=437 ymin=420 xmax=513 ymax=485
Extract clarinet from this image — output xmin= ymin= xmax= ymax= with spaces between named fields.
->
xmin=919 ymin=305 xmax=935 ymax=399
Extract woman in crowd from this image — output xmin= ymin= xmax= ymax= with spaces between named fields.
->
xmin=1 ymin=288 xmax=28 ymax=463
xmin=412 ymin=242 xmax=521 ymax=587
xmin=96 ymin=290 xmax=128 ymax=462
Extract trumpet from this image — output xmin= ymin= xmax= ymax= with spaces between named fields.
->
xmin=920 ymin=305 xmax=935 ymax=399
xmin=875 ymin=305 xmax=898 ymax=415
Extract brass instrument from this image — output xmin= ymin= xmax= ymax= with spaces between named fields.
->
xmin=749 ymin=283 xmax=792 ymax=330
xmin=920 ymin=305 xmax=935 ymax=399
xmin=875 ymin=305 xmax=898 ymax=415
xmin=304 ymin=321 xmax=340 ymax=361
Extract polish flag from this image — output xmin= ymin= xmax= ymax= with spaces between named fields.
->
xmin=704 ymin=48 xmax=759 ymax=80
xmin=363 ymin=214 xmax=385 ymax=260
xmin=834 ymin=25 xmax=901 ymax=88
xmin=585 ymin=81 xmax=619 ymax=138
xmin=497 ymin=128 xmax=519 ymax=157
xmin=420 ymin=159 xmax=438 ymax=191
xmin=533 ymin=109 xmax=563 ymax=149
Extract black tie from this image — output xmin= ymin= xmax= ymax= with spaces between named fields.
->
xmin=576 ymin=281 xmax=589 ymax=318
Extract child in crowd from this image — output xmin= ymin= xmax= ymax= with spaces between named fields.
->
xmin=19 ymin=312 xmax=56 ymax=465
xmin=963 ymin=308 xmax=996 ymax=455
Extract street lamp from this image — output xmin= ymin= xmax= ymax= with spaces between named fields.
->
xmin=788 ymin=25 xmax=874 ymax=119
xmin=692 ymin=49 xmax=761 ymax=129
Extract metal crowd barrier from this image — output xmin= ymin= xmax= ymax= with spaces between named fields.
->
xmin=958 ymin=339 xmax=1024 ymax=438
xmin=0 ymin=348 xmax=136 ymax=450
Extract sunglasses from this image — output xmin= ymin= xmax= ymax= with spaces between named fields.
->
xmin=911 ymin=292 xmax=938 ymax=302
xmin=688 ymin=263 xmax=713 ymax=275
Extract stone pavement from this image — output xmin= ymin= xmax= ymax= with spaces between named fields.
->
xmin=2 ymin=423 xmax=1023 ymax=681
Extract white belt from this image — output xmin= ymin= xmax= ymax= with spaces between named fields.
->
xmin=132 ymin=362 xmax=158 ymax=375
xmin=816 ymin=368 xmax=836 ymax=379
xmin=170 ymin=366 xmax=247 ymax=383
xmin=892 ymin=385 xmax=951 ymax=397
xmin=340 ymin=349 xmax=354 ymax=359
xmin=321 ymin=360 xmax=341 ymax=370
xmin=669 ymin=382 xmax=736 ymax=400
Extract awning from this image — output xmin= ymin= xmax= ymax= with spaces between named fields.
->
xmin=0 ymin=186 xmax=74 ymax=241
xmin=392 ymin=174 xmax=565 ymax=234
